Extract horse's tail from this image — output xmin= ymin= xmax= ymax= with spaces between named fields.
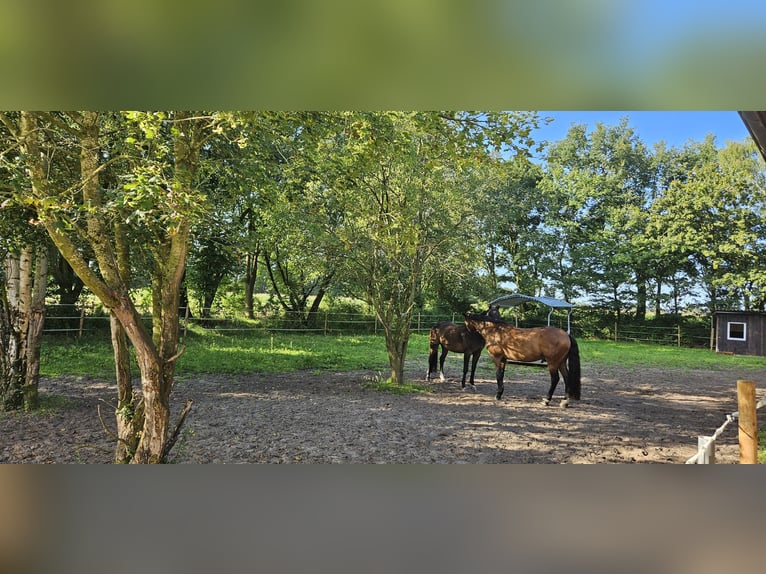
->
xmin=427 ymin=326 xmax=440 ymax=375
xmin=567 ymin=335 xmax=581 ymax=400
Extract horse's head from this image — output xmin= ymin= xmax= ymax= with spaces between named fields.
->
xmin=463 ymin=312 xmax=484 ymax=332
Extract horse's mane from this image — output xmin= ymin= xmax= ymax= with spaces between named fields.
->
xmin=464 ymin=312 xmax=506 ymax=324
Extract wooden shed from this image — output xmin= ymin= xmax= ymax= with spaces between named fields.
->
xmin=713 ymin=311 xmax=766 ymax=357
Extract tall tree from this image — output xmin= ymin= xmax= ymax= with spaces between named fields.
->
xmin=0 ymin=115 xmax=49 ymax=410
xmin=650 ymin=137 xmax=766 ymax=311
xmin=255 ymin=112 xmax=341 ymax=324
xmin=540 ymin=119 xmax=653 ymax=314
xmin=325 ymin=111 xmax=540 ymax=384
xmin=477 ymin=154 xmax=547 ymax=295
xmin=11 ymin=111 xmax=222 ymax=462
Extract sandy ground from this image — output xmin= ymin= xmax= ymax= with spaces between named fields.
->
xmin=1 ymin=357 xmax=764 ymax=464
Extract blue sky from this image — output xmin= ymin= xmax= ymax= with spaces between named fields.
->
xmin=530 ymin=111 xmax=751 ymax=157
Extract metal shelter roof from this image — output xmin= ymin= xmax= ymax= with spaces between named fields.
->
xmin=740 ymin=111 xmax=766 ymax=162
xmin=489 ymin=293 xmax=574 ymax=309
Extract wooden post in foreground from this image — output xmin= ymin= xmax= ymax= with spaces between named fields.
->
xmin=737 ymin=380 xmax=758 ymax=464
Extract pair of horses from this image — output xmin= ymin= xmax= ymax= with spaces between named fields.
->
xmin=426 ymin=309 xmax=581 ymax=407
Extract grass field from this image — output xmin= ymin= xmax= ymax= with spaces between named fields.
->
xmin=40 ymin=328 xmax=766 ymax=379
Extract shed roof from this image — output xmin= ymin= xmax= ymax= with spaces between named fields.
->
xmin=713 ymin=310 xmax=766 ymax=315
xmin=488 ymin=293 xmax=573 ymax=309
xmin=739 ymin=111 xmax=766 ymax=161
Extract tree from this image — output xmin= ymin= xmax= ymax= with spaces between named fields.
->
xmin=540 ymin=119 xmax=653 ymax=315
xmin=253 ymin=112 xmax=342 ymax=324
xmin=650 ymin=137 xmax=766 ymax=311
xmin=0 ymin=115 xmax=49 ymax=411
xmin=324 ymin=111 xmax=540 ymax=384
xmin=10 ymin=110 xmax=224 ymax=462
xmin=477 ymin=154 xmax=547 ymax=295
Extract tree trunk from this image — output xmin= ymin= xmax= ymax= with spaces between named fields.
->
xmin=1 ymin=246 xmax=46 ymax=411
xmin=244 ymin=249 xmax=259 ymax=319
xmin=654 ymin=278 xmax=662 ymax=318
xmin=110 ymin=313 xmax=142 ymax=463
xmin=24 ymin=244 xmax=48 ymax=410
xmin=635 ymin=273 xmax=647 ymax=321
xmin=202 ymin=290 xmax=215 ymax=318
xmin=109 ymin=299 xmax=171 ymax=464
xmin=1 ymin=254 xmax=24 ymax=410
xmin=50 ymin=245 xmax=84 ymax=308
xmin=384 ymin=329 xmax=409 ymax=385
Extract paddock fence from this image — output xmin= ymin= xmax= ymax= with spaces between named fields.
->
xmin=42 ymin=303 xmax=713 ymax=349
xmin=42 ymin=304 xmax=464 ymax=338
xmin=685 ymin=380 xmax=764 ymax=464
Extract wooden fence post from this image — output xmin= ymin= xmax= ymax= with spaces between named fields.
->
xmin=737 ymin=380 xmax=758 ymax=464
xmin=78 ymin=304 xmax=86 ymax=338
xmin=183 ymin=304 xmax=190 ymax=339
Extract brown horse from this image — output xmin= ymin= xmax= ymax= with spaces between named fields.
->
xmin=463 ymin=312 xmax=581 ymax=406
xmin=426 ymin=321 xmax=485 ymax=390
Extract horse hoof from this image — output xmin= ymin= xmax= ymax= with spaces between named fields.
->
xmin=495 ymin=394 xmax=502 ymax=400
xmin=559 ymin=399 xmax=569 ymax=409
xmin=541 ymin=398 xmax=550 ymax=406
xmin=470 ymin=384 xmax=476 ymax=392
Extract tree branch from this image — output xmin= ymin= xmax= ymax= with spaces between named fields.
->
xmin=0 ymin=112 xmax=19 ymax=138
xmin=160 ymin=400 xmax=193 ymax=463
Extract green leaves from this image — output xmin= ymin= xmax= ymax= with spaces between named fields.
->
xmin=650 ymin=139 xmax=766 ymax=307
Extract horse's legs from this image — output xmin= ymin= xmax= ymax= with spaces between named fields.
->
xmin=467 ymin=349 xmax=481 ymax=390
xmin=426 ymin=344 xmax=438 ymax=380
xmin=558 ymin=362 xmax=571 ymax=407
xmin=439 ymin=347 xmax=448 ymax=381
xmin=544 ymin=366 xmax=560 ymax=406
xmin=544 ymin=362 xmax=571 ymax=408
xmin=461 ymin=352 xmax=470 ymax=389
xmin=495 ymin=358 xmax=506 ymax=400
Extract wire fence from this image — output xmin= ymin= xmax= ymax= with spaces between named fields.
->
xmin=43 ymin=303 xmax=714 ymax=349
xmin=43 ymin=304 xmax=462 ymax=337
xmin=685 ymin=396 xmax=765 ymax=464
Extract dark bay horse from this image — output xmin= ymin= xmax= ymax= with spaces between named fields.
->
xmin=426 ymin=321 xmax=485 ymax=390
xmin=463 ymin=312 xmax=581 ymax=406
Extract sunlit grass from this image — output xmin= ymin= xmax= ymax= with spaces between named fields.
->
xmin=360 ymin=371 xmax=433 ymax=395
xmin=579 ymin=340 xmax=766 ymax=371
xmin=41 ymin=331 xmax=393 ymax=379
xmin=40 ymin=331 xmax=766 ymax=382
xmin=40 ymin=339 xmax=119 ymax=378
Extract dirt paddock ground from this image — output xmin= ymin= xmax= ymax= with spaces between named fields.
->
xmin=2 ymin=360 xmax=764 ymax=463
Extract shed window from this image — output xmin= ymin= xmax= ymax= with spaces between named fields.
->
xmin=727 ymin=322 xmax=747 ymax=341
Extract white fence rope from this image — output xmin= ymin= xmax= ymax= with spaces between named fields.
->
xmin=686 ymin=398 xmax=766 ymax=464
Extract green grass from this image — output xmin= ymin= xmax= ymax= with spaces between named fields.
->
xmin=360 ymin=372 xmax=433 ymax=395
xmin=41 ymin=331 xmax=766 ymax=381
xmin=579 ymin=339 xmax=766 ymax=371
xmin=41 ymin=330 xmax=395 ymax=380
xmin=39 ymin=339 xmax=120 ymax=378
